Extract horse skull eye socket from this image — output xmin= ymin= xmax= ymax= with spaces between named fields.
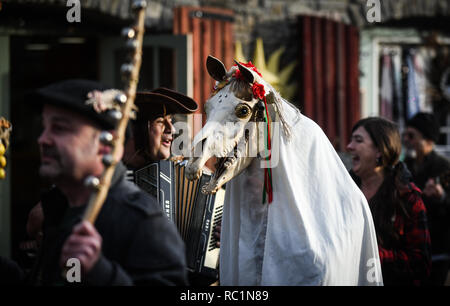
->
xmin=235 ymin=103 xmax=252 ymax=119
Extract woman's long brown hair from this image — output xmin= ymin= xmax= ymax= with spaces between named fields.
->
xmin=351 ymin=117 xmax=414 ymax=248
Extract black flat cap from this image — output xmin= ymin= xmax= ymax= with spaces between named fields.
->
xmin=135 ymin=88 xmax=198 ymax=120
xmin=33 ymin=79 xmax=121 ymax=130
xmin=406 ymin=112 xmax=440 ymax=142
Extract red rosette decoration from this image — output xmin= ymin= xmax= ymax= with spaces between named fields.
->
xmin=233 ymin=61 xmax=263 ymax=80
xmin=252 ymin=82 xmax=265 ymax=100
xmin=240 ymin=61 xmax=263 ymax=77
xmin=234 ymin=69 xmax=242 ymax=80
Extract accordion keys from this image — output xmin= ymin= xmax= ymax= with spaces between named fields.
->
xmin=133 ymin=159 xmax=224 ymax=280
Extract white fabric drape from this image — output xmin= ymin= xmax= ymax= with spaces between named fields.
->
xmin=220 ymin=103 xmax=383 ymax=286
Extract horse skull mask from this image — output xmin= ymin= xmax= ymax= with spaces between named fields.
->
xmin=185 ymin=56 xmax=275 ymax=193
xmin=184 ymin=56 xmax=383 ymax=286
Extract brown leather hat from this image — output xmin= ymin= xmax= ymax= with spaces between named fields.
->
xmin=135 ymin=88 xmax=198 ymax=120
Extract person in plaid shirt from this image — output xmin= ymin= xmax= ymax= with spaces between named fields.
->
xmin=403 ymin=112 xmax=450 ymax=286
xmin=347 ymin=117 xmax=431 ymax=286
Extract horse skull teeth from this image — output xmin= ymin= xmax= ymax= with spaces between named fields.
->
xmin=187 ymin=167 xmax=202 ymax=180
xmin=201 ymin=181 xmax=218 ymax=194
xmin=224 ymin=157 xmax=236 ymax=168
xmin=201 ymin=185 xmax=208 ymax=194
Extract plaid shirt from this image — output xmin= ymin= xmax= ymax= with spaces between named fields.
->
xmin=378 ymin=183 xmax=432 ymax=286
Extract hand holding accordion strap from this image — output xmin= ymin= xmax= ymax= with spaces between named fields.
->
xmin=83 ymin=0 xmax=147 ymax=224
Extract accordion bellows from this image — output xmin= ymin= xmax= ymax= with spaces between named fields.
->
xmin=132 ymin=159 xmax=224 ymax=279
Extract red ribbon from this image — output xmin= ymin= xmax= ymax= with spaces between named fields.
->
xmin=234 ymin=62 xmax=273 ymax=204
xmin=262 ymin=95 xmax=273 ymax=204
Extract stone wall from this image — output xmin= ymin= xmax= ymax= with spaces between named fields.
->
xmin=7 ymin=0 xmax=450 ymax=74
xmin=194 ymin=0 xmax=449 ymax=65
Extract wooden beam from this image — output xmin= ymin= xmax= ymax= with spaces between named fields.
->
xmin=212 ymin=20 xmax=223 ymax=61
xmin=192 ymin=17 xmax=202 ymax=115
xmin=223 ymin=21 xmax=234 ymax=69
xmin=323 ymin=19 xmax=337 ymax=146
xmin=313 ymin=17 xmax=324 ymax=129
xmin=336 ymin=23 xmax=348 ymax=152
xmin=299 ymin=16 xmax=314 ymax=119
xmin=347 ymin=25 xmax=360 ymax=136
xmin=201 ymin=18 xmax=212 ymax=126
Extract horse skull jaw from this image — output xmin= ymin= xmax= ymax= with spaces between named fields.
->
xmin=186 ymin=156 xmax=235 ymax=194
xmin=201 ymin=155 xmax=239 ymax=194
xmin=186 ymin=126 xmax=257 ymax=194
xmin=185 ymin=158 xmax=203 ymax=181
xmin=201 ymin=180 xmax=219 ymax=194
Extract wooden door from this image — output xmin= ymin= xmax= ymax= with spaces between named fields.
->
xmin=173 ymin=6 xmax=235 ymax=136
xmin=298 ymin=16 xmax=360 ymax=151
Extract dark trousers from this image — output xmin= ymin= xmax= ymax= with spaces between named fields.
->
xmin=430 ymin=260 xmax=450 ymax=286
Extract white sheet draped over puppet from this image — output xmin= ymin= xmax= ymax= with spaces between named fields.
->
xmin=186 ymin=56 xmax=383 ymax=286
xmin=220 ymin=104 xmax=382 ymax=285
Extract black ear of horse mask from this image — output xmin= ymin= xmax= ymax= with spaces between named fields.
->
xmin=234 ymin=60 xmax=255 ymax=84
xmin=207 ymin=55 xmax=227 ymax=81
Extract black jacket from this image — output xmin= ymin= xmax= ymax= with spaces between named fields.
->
xmin=405 ymin=150 xmax=450 ymax=255
xmin=30 ymin=162 xmax=188 ymax=286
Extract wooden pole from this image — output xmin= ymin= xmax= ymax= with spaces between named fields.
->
xmin=83 ymin=1 xmax=147 ymax=224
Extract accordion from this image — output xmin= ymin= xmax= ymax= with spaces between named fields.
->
xmin=131 ymin=159 xmax=224 ymax=280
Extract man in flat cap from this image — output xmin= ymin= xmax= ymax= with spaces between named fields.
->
xmin=403 ymin=112 xmax=450 ymax=285
xmin=2 ymin=79 xmax=188 ymax=285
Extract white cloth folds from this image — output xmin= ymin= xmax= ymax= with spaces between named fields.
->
xmin=220 ymin=104 xmax=383 ymax=286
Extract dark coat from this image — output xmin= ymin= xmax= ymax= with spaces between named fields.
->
xmin=405 ymin=150 xmax=450 ymax=255
xmin=30 ymin=162 xmax=188 ymax=286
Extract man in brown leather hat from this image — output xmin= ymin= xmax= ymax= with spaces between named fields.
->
xmin=123 ymin=87 xmax=198 ymax=168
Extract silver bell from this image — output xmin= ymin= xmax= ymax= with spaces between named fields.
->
xmin=120 ymin=63 xmax=134 ymax=77
xmin=114 ymin=93 xmax=128 ymax=105
xmin=108 ymin=109 xmax=123 ymax=121
xmin=102 ymin=154 xmax=115 ymax=167
xmin=121 ymin=27 xmax=136 ymax=39
xmin=132 ymin=0 xmax=147 ymax=10
xmin=126 ymin=39 xmax=140 ymax=50
xmin=84 ymin=176 xmax=100 ymax=189
xmin=99 ymin=131 xmax=114 ymax=146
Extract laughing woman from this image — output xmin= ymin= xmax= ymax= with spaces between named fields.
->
xmin=347 ymin=117 xmax=431 ymax=286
